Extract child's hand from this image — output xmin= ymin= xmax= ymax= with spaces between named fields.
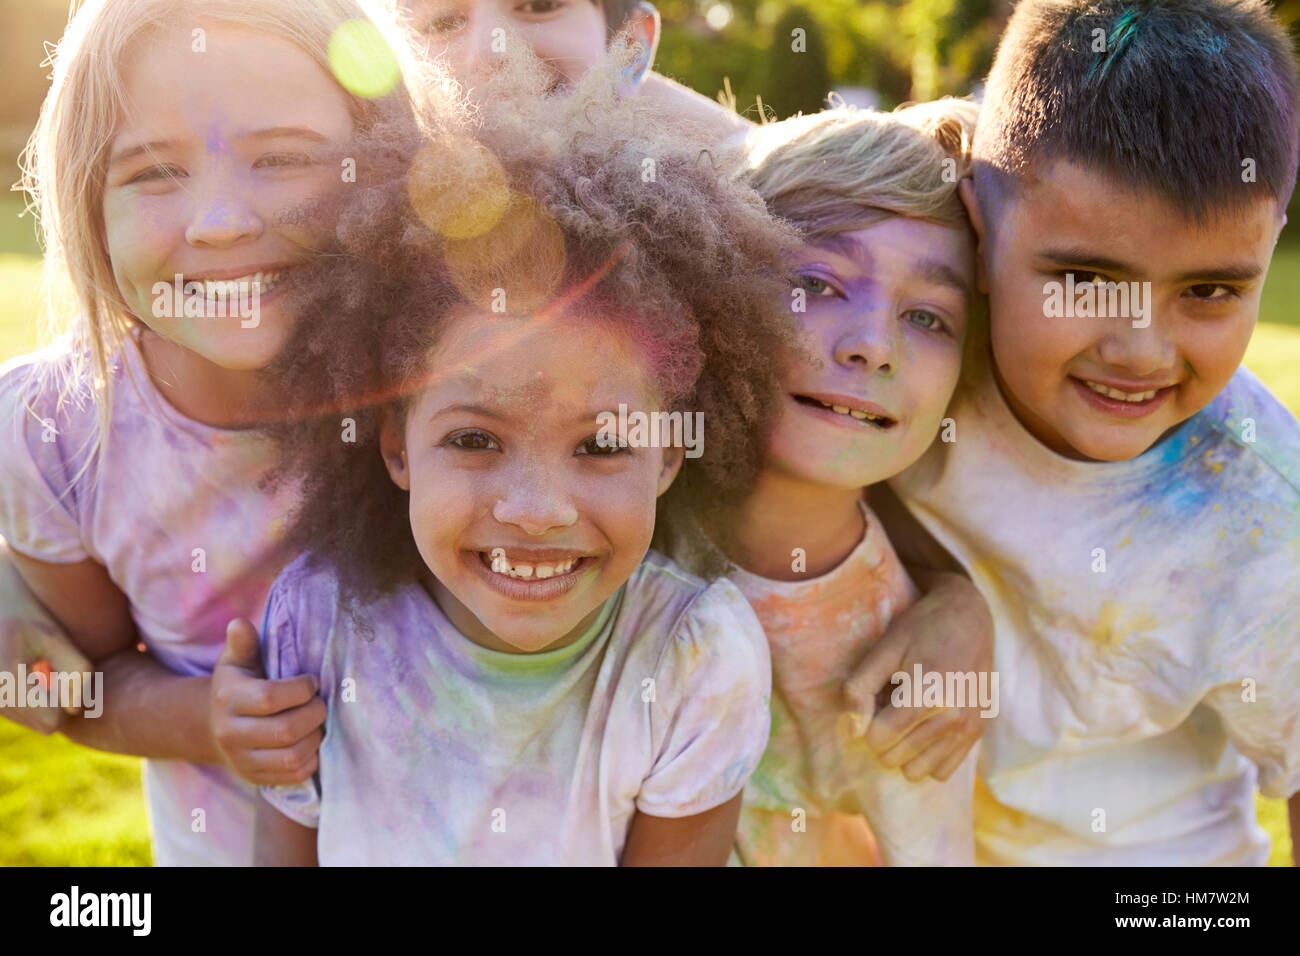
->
xmin=0 ymin=618 xmax=93 ymax=734
xmin=210 ymin=618 xmax=326 ymax=786
xmin=843 ymin=571 xmax=994 ymax=782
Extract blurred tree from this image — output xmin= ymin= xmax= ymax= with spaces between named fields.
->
xmin=764 ymin=6 xmax=832 ymax=117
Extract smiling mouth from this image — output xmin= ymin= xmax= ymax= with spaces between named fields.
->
xmin=1074 ymin=378 xmax=1176 ymax=404
xmin=793 ymin=394 xmax=896 ymax=429
xmin=477 ymin=550 xmax=588 ymax=580
xmin=177 ymin=270 xmax=286 ymax=300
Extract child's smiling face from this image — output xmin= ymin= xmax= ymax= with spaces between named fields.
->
xmin=407 ymin=0 xmax=608 ymax=92
xmin=102 ymin=22 xmax=353 ymax=372
xmin=974 ymin=159 xmax=1286 ymax=462
xmin=381 ymin=306 xmax=683 ymax=654
xmin=766 ymin=217 xmax=973 ymax=489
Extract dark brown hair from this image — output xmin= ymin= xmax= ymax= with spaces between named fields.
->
xmin=263 ymin=54 xmax=799 ymax=605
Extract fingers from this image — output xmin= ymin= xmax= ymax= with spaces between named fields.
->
xmin=0 ymin=698 xmax=64 ymax=735
xmin=216 ymin=618 xmax=266 ymax=676
xmin=930 ymin=731 xmax=981 ymax=782
xmin=32 ymin=626 xmax=96 ymax=715
xmin=218 ymin=696 xmax=327 ymax=751
xmin=216 ymin=672 xmax=320 ymax=718
xmin=230 ymin=730 xmax=323 ymax=786
xmin=874 ymin=705 xmax=950 ymax=767
xmin=844 ymin=632 xmax=909 ymax=733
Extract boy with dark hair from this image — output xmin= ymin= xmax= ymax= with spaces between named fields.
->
xmin=404 ymin=0 xmax=752 ymax=140
xmin=882 ymin=0 xmax=1300 ymax=865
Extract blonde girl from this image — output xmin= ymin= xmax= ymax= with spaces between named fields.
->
xmin=0 ymin=0 xmax=451 ymax=865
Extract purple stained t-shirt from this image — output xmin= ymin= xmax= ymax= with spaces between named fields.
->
xmin=259 ymin=549 xmax=773 ymax=865
xmin=0 ymin=337 xmax=299 ymax=865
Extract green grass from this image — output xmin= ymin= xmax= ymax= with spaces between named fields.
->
xmin=0 ymin=195 xmax=1293 ymax=867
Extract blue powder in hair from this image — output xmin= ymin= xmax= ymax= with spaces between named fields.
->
xmin=1090 ymin=7 xmax=1144 ymax=81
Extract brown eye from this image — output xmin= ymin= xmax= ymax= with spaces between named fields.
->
xmin=445 ymin=430 xmax=499 ymax=451
xmin=577 ymin=435 xmax=628 ymax=457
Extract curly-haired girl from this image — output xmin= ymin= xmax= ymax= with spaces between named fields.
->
xmin=251 ymin=59 xmax=797 ymax=865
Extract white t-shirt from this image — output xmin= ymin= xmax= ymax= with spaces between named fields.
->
xmin=0 ymin=339 xmax=298 ymax=866
xmin=259 ymin=549 xmax=773 ymax=865
xmin=712 ymin=499 xmax=976 ymax=866
xmin=891 ymin=350 xmax=1300 ymax=866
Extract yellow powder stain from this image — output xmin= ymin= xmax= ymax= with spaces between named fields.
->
xmin=1250 ymin=528 xmax=1263 ymax=538
xmin=1088 ymin=600 xmax=1157 ymax=648
xmin=1213 ymin=503 xmax=1221 ymax=512
xmin=1204 ymin=449 xmax=1223 ymax=474
xmin=1117 ymin=536 xmax=1132 ymax=549
xmin=1089 ymin=601 xmax=1121 ymax=646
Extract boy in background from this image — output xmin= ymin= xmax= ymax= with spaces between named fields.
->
xmin=405 ymin=0 xmax=752 ymax=140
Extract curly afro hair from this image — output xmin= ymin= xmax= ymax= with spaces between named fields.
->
xmin=262 ymin=49 xmax=800 ymax=608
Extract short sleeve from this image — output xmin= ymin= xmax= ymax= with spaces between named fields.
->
xmin=636 ymin=578 xmax=772 ymax=818
xmin=1203 ymin=599 xmax=1300 ymax=799
xmin=0 ymin=355 xmax=90 ymax=564
xmin=257 ymin=568 xmax=322 ymax=828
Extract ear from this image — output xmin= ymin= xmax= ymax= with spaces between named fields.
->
xmin=655 ymin=444 xmax=684 ymax=497
xmin=619 ymin=2 xmax=660 ymax=93
xmin=958 ymin=178 xmax=990 ymax=296
xmin=379 ymin=407 xmax=411 ymax=492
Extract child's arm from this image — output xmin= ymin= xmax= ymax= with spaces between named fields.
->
xmin=851 ymin=739 xmax=977 ymax=866
xmin=1291 ymin=794 xmax=1299 ymax=867
xmin=620 ymin=794 xmax=743 ymax=866
xmin=0 ymin=539 xmax=93 ymax=733
xmin=6 ymin=548 xmax=324 ymax=781
xmin=254 ymin=794 xmax=318 ymax=866
xmin=843 ymin=483 xmax=994 ymax=782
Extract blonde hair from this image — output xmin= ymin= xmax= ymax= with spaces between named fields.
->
xmin=17 ymin=0 xmax=450 ymax=448
xmin=735 ymin=96 xmax=979 ymax=240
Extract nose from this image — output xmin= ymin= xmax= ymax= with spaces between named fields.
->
xmin=831 ymin=310 xmax=897 ymax=377
xmin=184 ymin=175 xmax=263 ymax=248
xmin=446 ymin=13 xmax=504 ymax=83
xmin=491 ymin=467 xmax=579 ymax=536
xmin=1094 ymin=321 xmax=1176 ymax=378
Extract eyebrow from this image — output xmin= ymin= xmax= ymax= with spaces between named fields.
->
xmin=917 ymin=260 xmax=972 ymax=297
xmin=805 ymin=237 xmax=970 ymax=296
xmin=430 ymin=403 xmax=510 ymax=423
xmin=108 ymin=127 xmax=330 ymax=165
xmin=431 ymin=402 xmax=622 ymax=428
xmin=1037 ymin=248 xmax=1262 ymax=284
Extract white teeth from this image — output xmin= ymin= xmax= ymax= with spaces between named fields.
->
xmin=196 ymin=270 xmax=280 ymax=300
xmin=484 ymin=553 xmax=581 ymax=580
xmin=1084 ymin=381 xmax=1160 ymax=403
xmin=813 ymin=398 xmax=888 ymax=426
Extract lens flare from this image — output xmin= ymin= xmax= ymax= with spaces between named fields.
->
xmin=407 ymin=136 xmax=510 ymax=240
xmin=444 ymin=192 xmax=566 ymax=314
xmin=328 ymin=20 xmax=400 ymax=98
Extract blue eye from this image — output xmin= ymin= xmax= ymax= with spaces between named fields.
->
xmin=444 ymin=429 xmax=500 ymax=451
xmin=906 ymin=309 xmax=946 ymax=333
xmin=794 ymin=274 xmax=837 ymax=297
